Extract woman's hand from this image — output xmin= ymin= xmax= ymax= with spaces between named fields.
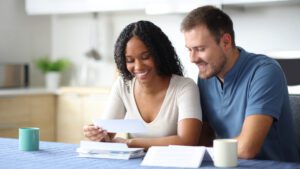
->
xmin=112 ymin=137 xmax=131 ymax=146
xmin=83 ymin=124 xmax=111 ymax=142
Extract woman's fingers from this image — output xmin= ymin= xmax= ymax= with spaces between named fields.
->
xmin=83 ymin=125 xmax=97 ymax=137
xmin=83 ymin=125 xmax=111 ymax=142
xmin=83 ymin=124 xmax=95 ymax=131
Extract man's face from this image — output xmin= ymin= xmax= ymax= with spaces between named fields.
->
xmin=184 ymin=25 xmax=227 ymax=79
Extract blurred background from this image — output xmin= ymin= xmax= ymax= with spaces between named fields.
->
xmin=1 ymin=0 xmax=300 ymax=87
xmin=1 ymin=0 xmax=300 ymax=143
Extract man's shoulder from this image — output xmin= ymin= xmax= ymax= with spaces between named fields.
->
xmin=240 ymin=47 xmax=278 ymax=67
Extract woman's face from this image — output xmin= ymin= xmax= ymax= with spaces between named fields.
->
xmin=125 ymin=36 xmax=156 ymax=84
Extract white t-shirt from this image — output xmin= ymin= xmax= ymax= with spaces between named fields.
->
xmin=102 ymin=74 xmax=202 ymax=138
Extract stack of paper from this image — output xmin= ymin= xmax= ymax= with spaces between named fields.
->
xmin=77 ymin=141 xmax=145 ymax=160
xmin=141 ymin=145 xmax=213 ymax=168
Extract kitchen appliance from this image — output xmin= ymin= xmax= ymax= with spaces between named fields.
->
xmin=276 ymin=59 xmax=300 ymax=86
xmin=0 ymin=63 xmax=29 ymax=88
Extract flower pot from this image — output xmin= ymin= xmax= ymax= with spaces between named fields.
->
xmin=45 ymin=72 xmax=61 ymax=90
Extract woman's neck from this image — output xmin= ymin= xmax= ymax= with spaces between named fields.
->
xmin=136 ymin=75 xmax=171 ymax=95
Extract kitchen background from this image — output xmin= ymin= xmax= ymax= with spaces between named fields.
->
xmin=1 ymin=0 xmax=300 ymax=87
xmin=1 ymin=0 xmax=300 ymax=143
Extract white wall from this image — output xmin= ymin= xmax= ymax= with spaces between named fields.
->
xmin=51 ymin=13 xmax=117 ymax=87
xmin=0 ymin=0 xmax=51 ymax=87
xmin=225 ymin=5 xmax=300 ymax=54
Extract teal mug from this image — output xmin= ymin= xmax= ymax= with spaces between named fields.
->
xmin=19 ymin=127 xmax=40 ymax=151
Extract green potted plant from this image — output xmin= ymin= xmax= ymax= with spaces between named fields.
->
xmin=35 ymin=57 xmax=70 ymax=89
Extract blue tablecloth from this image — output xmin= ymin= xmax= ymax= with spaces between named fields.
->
xmin=0 ymin=138 xmax=299 ymax=169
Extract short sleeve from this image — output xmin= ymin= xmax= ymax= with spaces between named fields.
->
xmin=101 ymin=77 xmax=126 ymax=119
xmin=177 ymin=78 xmax=203 ymax=121
xmin=246 ymin=63 xmax=286 ymax=120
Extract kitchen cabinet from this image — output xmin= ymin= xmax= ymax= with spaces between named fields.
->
xmin=26 ymin=0 xmax=300 ymax=15
xmin=222 ymin=0 xmax=299 ymax=5
xmin=25 ymin=0 xmax=220 ymax=15
xmin=56 ymin=88 xmax=110 ymax=144
xmin=26 ymin=0 xmax=146 ymax=15
xmin=0 ymin=94 xmax=56 ymax=141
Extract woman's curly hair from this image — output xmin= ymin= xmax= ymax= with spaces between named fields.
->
xmin=114 ymin=20 xmax=183 ymax=82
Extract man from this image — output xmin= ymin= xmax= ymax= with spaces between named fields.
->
xmin=181 ymin=5 xmax=299 ymax=162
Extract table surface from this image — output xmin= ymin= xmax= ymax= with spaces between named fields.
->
xmin=1 ymin=138 xmax=299 ymax=169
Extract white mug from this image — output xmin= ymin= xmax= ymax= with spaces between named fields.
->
xmin=213 ymin=139 xmax=238 ymax=167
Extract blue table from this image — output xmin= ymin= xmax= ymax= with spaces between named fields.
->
xmin=1 ymin=138 xmax=299 ymax=169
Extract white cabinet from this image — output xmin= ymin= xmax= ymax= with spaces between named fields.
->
xmin=56 ymin=88 xmax=110 ymax=144
xmin=25 ymin=0 xmax=146 ymax=15
xmin=26 ymin=0 xmax=300 ymax=15
xmin=222 ymin=0 xmax=297 ymax=5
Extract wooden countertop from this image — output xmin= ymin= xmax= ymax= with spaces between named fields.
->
xmin=0 ymin=86 xmax=111 ymax=96
xmin=0 ymin=88 xmax=56 ymax=96
xmin=1 ymin=85 xmax=298 ymax=96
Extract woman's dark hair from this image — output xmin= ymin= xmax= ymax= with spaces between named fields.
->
xmin=114 ymin=20 xmax=183 ymax=81
xmin=181 ymin=5 xmax=235 ymax=47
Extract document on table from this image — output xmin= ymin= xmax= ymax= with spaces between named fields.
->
xmin=141 ymin=145 xmax=213 ymax=168
xmin=77 ymin=141 xmax=145 ymax=160
xmin=169 ymin=145 xmax=214 ymax=161
xmin=94 ymin=119 xmax=146 ymax=133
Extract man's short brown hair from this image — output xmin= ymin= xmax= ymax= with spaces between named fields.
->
xmin=181 ymin=5 xmax=235 ymax=47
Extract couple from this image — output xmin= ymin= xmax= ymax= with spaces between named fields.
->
xmin=83 ymin=5 xmax=299 ymax=163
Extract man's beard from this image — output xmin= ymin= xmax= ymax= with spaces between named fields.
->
xmin=198 ymin=56 xmax=226 ymax=80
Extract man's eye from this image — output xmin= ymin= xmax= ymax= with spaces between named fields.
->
xmin=196 ymin=48 xmax=204 ymax=52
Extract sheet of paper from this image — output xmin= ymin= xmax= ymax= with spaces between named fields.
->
xmin=77 ymin=141 xmax=145 ymax=160
xmin=78 ymin=141 xmax=127 ymax=150
xmin=78 ymin=150 xmax=145 ymax=160
xmin=141 ymin=146 xmax=206 ymax=168
xmin=169 ymin=145 xmax=214 ymax=161
xmin=94 ymin=119 xmax=146 ymax=133
xmin=78 ymin=152 xmax=133 ymax=160
xmin=78 ymin=141 xmax=144 ymax=152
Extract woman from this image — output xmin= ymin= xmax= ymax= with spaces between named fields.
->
xmin=83 ymin=20 xmax=202 ymax=149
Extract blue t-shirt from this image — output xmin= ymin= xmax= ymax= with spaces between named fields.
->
xmin=198 ymin=47 xmax=300 ymax=162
